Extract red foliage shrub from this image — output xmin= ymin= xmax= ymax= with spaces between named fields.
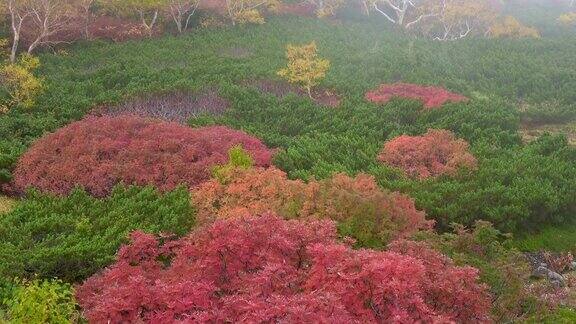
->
xmin=12 ymin=116 xmax=272 ymax=197
xmin=365 ymin=83 xmax=468 ymax=109
xmin=378 ymin=129 xmax=477 ymax=179
xmin=76 ymin=214 xmax=491 ymax=323
xmin=193 ymin=167 xmax=432 ymax=246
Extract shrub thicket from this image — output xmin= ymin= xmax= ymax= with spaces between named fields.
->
xmin=193 ymin=166 xmax=432 ymax=247
xmin=407 ymin=134 xmax=576 ymax=233
xmin=378 ymin=129 xmax=477 ymax=179
xmin=12 ymin=116 xmax=273 ymax=197
xmin=77 ymin=214 xmax=491 ymax=323
xmin=0 ymin=185 xmax=194 ymax=282
xmin=418 ymin=221 xmax=538 ymax=322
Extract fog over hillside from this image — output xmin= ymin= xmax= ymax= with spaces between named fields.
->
xmin=0 ymin=0 xmax=575 ymax=322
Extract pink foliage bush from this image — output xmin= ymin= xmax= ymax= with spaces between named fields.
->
xmin=378 ymin=129 xmax=477 ymax=179
xmin=12 ymin=116 xmax=272 ymax=197
xmin=365 ymin=83 xmax=468 ymax=109
xmin=76 ymin=214 xmax=492 ymax=323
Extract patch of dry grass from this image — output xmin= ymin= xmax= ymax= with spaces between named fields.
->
xmin=0 ymin=196 xmax=15 ymax=215
xmin=520 ymin=121 xmax=576 ymax=146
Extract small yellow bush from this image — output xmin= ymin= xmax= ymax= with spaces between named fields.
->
xmin=234 ymin=9 xmax=265 ymax=25
xmin=277 ymin=41 xmax=330 ymax=98
xmin=313 ymin=0 xmax=344 ymax=18
xmin=490 ymin=16 xmax=540 ymax=39
xmin=0 ymin=196 xmax=15 ymax=214
xmin=0 ymin=53 xmax=44 ymax=113
xmin=558 ymin=12 xmax=576 ymax=26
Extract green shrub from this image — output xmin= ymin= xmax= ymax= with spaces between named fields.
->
xmin=404 ymin=135 xmax=576 ymax=233
xmin=527 ymin=307 xmax=576 ymax=324
xmin=0 ymin=185 xmax=195 ymax=282
xmin=2 ymin=279 xmax=78 ymax=324
xmin=212 ymin=145 xmax=255 ymax=183
xmin=514 ymin=223 xmax=576 ymax=254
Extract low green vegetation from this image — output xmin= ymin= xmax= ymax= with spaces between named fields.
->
xmin=0 ymin=185 xmax=194 ymax=282
xmin=515 ymin=223 xmax=576 ymax=254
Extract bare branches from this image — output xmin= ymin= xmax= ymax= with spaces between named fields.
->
xmin=168 ymin=0 xmax=201 ymax=33
xmin=371 ymin=0 xmax=438 ymax=28
xmin=7 ymin=0 xmax=31 ymax=62
xmin=26 ymin=0 xmax=75 ymax=54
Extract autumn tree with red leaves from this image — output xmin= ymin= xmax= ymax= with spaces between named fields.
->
xmin=193 ymin=166 xmax=432 ymax=246
xmin=378 ymin=129 xmax=477 ymax=179
xmin=76 ymin=214 xmax=492 ymax=323
xmin=365 ymin=82 xmax=468 ymax=109
xmin=12 ymin=116 xmax=273 ymax=197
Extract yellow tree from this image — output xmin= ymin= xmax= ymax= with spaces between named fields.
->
xmin=224 ymin=0 xmax=279 ymax=25
xmin=490 ymin=16 xmax=540 ymax=39
xmin=0 ymin=53 xmax=44 ymax=113
xmin=277 ymin=41 xmax=330 ymax=99
xmin=558 ymin=12 xmax=576 ymax=26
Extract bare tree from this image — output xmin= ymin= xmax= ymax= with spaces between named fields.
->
xmin=431 ymin=0 xmax=497 ymax=41
xmin=26 ymin=0 xmax=74 ymax=54
xmin=101 ymin=0 xmax=167 ymax=37
xmin=371 ymin=0 xmax=438 ymax=28
xmin=79 ymin=0 xmax=95 ymax=40
xmin=168 ymin=0 xmax=200 ymax=34
xmin=6 ymin=0 xmax=32 ymax=62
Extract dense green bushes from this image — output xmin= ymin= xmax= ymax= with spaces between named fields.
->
xmin=0 ymin=185 xmax=194 ymax=282
xmin=404 ymin=135 xmax=576 ymax=233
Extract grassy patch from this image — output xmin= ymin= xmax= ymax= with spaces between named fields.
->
xmin=514 ymin=223 xmax=576 ymax=254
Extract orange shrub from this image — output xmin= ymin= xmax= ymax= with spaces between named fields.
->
xmin=378 ymin=129 xmax=477 ymax=179
xmin=192 ymin=167 xmax=432 ymax=246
